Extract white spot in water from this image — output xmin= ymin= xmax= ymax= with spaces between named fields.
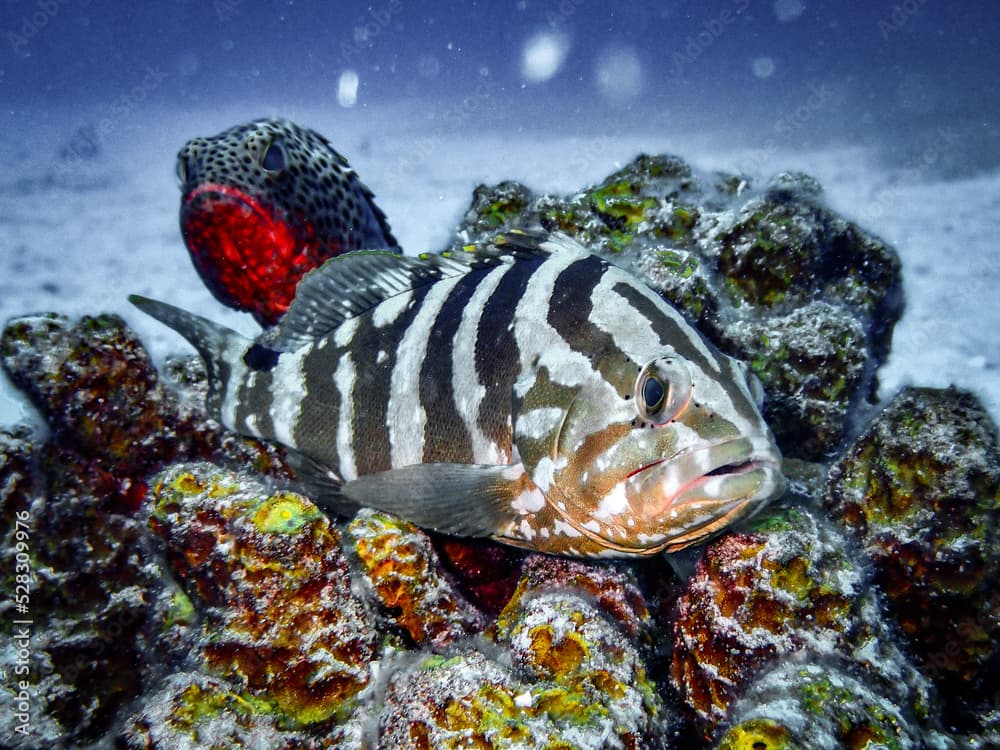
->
xmin=521 ymin=31 xmax=569 ymax=83
xmin=337 ymin=70 xmax=359 ymax=107
xmin=752 ymin=56 xmax=776 ymax=79
xmin=595 ymin=46 xmax=643 ymax=102
xmin=773 ymin=0 xmax=805 ymax=22
xmin=376 ymin=350 xmax=387 ymax=364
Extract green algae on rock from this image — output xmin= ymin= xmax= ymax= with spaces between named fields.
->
xmin=149 ymin=462 xmax=379 ymax=727
xmin=452 ymin=157 xmax=903 ymax=459
xmin=379 ymin=607 xmax=668 ymax=749
xmin=825 ymin=386 xmax=1000 ymax=733
xmin=375 ymin=551 xmax=671 ymax=749
xmin=715 ymin=661 xmax=950 ymax=750
xmin=120 ymin=671 xmax=363 ymax=749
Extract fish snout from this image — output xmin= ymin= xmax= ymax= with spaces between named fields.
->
xmin=622 ymin=436 xmax=784 ymax=549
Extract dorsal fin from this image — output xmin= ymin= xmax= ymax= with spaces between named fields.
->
xmin=271 ymin=251 xmax=455 ymax=350
xmin=270 ymin=232 xmax=564 ymax=351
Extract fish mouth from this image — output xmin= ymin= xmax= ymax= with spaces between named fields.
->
xmin=623 ymin=436 xmax=785 ymax=552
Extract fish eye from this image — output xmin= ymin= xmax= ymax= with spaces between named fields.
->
xmin=635 ymin=356 xmax=693 ymax=425
xmin=261 ymin=140 xmax=286 ymax=173
xmin=642 ymin=376 xmax=666 ymax=413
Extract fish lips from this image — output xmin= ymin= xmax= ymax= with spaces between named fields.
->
xmin=623 ymin=435 xmax=785 ymax=551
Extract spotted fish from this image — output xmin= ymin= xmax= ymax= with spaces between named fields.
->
xmin=131 ymin=232 xmax=784 ymax=557
xmin=177 ymin=117 xmax=398 ymax=326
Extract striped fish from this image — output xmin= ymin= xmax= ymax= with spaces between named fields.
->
xmin=131 ymin=232 xmax=784 ymax=557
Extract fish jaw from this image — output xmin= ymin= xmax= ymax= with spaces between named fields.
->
xmin=543 ymin=435 xmax=785 ymax=555
xmin=621 ymin=436 xmax=785 ymax=551
xmin=180 ymin=183 xmax=319 ymax=325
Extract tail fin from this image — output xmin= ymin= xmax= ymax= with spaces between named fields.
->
xmin=129 ymin=294 xmax=250 ymax=420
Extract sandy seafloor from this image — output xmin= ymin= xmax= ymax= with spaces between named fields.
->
xmin=2 ymin=102 xmax=998 ymax=434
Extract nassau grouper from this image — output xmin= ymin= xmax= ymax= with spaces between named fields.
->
xmin=131 ymin=232 xmax=784 ymax=557
xmin=176 ymin=117 xmax=399 ymax=326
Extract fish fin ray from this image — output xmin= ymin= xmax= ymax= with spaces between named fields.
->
xmin=283 ymin=449 xmax=360 ymax=517
xmin=341 ymin=463 xmax=521 ymax=537
xmin=272 ymin=252 xmax=458 ymax=349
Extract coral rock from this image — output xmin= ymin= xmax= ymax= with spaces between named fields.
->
xmin=670 ymin=503 xmax=933 ymax=738
xmin=0 ymin=314 xmax=290 ymax=509
xmin=715 ymin=660 xmax=947 ymax=750
xmin=149 ymin=462 xmax=379 ymax=726
xmin=825 ymin=386 xmax=1000 ymax=730
xmin=120 ymin=671 xmax=362 ymax=749
xmin=348 ymin=508 xmax=487 ymax=648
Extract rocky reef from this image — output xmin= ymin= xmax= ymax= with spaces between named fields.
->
xmin=2 ymin=155 xmax=998 ymax=749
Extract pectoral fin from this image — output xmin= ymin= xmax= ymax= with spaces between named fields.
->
xmin=342 ymin=463 xmax=523 ymax=537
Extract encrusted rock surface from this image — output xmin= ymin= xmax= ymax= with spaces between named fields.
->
xmin=453 ymin=158 xmax=903 ymax=460
xmin=825 ymin=386 xmax=1000 ymax=732
xmin=6 ymin=157 xmax=1000 ymax=748
xmin=149 ymin=462 xmax=379 ymax=727
xmin=348 ymin=508 xmax=487 ymax=648
xmin=670 ymin=501 xmax=936 ymax=741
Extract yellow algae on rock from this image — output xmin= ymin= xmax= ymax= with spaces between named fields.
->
xmin=149 ymin=462 xmax=378 ymax=727
xmin=348 ymin=508 xmax=486 ymax=648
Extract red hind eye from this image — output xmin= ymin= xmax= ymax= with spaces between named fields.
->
xmin=262 ymin=141 xmax=285 ymax=172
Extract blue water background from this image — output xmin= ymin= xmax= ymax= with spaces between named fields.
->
xmin=4 ymin=0 xmax=998 ymax=170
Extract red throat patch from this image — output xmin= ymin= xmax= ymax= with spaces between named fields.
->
xmin=180 ymin=184 xmax=333 ymax=325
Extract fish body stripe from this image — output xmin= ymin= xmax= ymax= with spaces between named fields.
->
xmin=388 ymin=274 xmax=465 ymax=467
xmin=235 ymin=368 xmax=275 ymax=438
xmin=349 ymin=285 xmax=431 ymax=474
xmin=546 ymin=254 xmax=620 ymax=368
xmin=473 ymin=253 xmax=545 ymax=451
xmin=417 ymin=267 xmax=485 ymax=463
xmin=451 ymin=260 xmax=516 ymax=464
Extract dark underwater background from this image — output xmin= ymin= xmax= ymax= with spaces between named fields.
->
xmin=2 ymin=0 xmax=999 ymax=422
